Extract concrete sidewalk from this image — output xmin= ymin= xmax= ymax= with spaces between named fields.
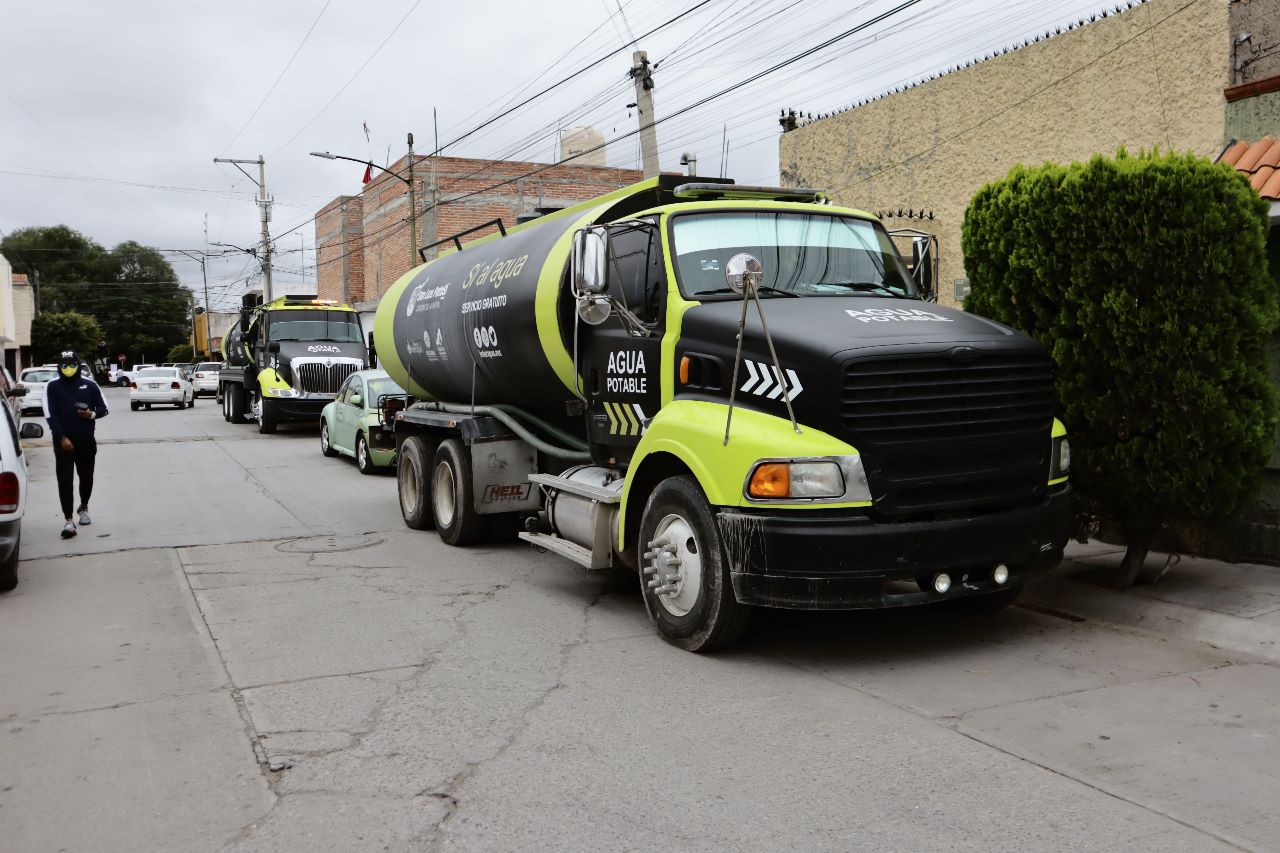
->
xmin=1023 ymin=541 xmax=1280 ymax=664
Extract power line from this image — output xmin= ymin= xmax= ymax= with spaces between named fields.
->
xmin=221 ymin=0 xmax=333 ymax=155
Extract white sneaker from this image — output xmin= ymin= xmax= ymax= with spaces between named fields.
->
xmin=77 ymin=507 xmax=91 ymax=526
xmin=61 ymin=522 xmax=77 ymax=539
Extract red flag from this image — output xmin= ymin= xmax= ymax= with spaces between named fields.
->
xmin=362 ymin=163 xmax=373 ymax=184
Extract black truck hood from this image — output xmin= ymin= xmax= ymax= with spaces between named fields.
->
xmin=277 ymin=340 xmax=367 ymax=362
xmin=680 ymin=296 xmax=1023 ymax=357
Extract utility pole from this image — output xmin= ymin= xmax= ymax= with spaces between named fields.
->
xmin=406 ymin=132 xmax=417 ymax=271
xmin=630 ymin=50 xmax=660 ymax=178
xmin=213 ymin=154 xmax=273 ymax=300
xmin=202 ymin=214 xmax=212 ymax=357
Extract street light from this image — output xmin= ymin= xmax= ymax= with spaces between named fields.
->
xmin=310 ymin=132 xmax=417 ymax=275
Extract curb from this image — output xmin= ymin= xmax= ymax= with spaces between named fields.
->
xmin=1022 ymin=575 xmax=1280 ymax=665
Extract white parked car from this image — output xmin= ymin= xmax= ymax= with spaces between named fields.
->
xmin=0 ymin=402 xmax=44 ymax=592
xmin=113 ymin=364 xmax=156 ymax=387
xmin=129 ymin=367 xmax=194 ymax=410
xmin=16 ymin=367 xmax=58 ymax=415
xmin=190 ymin=361 xmax=221 ymax=397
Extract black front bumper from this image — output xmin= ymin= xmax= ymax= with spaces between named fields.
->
xmin=268 ymin=397 xmax=332 ymax=422
xmin=721 ymin=485 xmax=1073 ymax=609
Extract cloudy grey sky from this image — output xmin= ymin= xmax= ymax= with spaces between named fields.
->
xmin=0 ymin=0 xmax=1123 ymax=307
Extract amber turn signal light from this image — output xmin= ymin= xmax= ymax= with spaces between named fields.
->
xmin=679 ymin=355 xmax=690 ymax=384
xmin=748 ymin=463 xmax=790 ymax=498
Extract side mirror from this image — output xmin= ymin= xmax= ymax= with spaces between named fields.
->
xmin=19 ymin=422 xmax=43 ymax=439
xmin=7 ymin=386 xmax=27 ymax=398
xmin=724 ymin=253 xmax=764 ymax=294
xmin=267 ymin=341 xmax=281 ymax=354
xmin=912 ymin=237 xmax=936 ymax=302
xmin=350 ymin=393 xmax=363 ymax=407
xmin=577 ymin=294 xmax=613 ymax=326
xmin=239 ymin=313 xmax=251 ymax=334
xmin=367 ymin=332 xmax=378 ymax=368
xmin=572 ymin=227 xmax=609 ymax=294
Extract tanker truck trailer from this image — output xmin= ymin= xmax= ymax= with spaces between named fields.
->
xmin=374 ymin=176 xmax=1072 ymax=651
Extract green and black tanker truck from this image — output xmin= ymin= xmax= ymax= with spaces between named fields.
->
xmin=220 ymin=292 xmax=368 ymax=433
xmin=374 ymin=176 xmax=1072 ymax=651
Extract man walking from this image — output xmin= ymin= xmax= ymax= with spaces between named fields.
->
xmin=43 ymin=351 xmax=109 ymax=538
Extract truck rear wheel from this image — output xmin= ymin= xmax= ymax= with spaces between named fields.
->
xmin=432 ymin=439 xmax=485 ymax=546
xmin=638 ymin=476 xmax=751 ymax=652
xmin=397 ymin=436 xmax=435 ymax=530
xmin=227 ymin=384 xmax=246 ymax=424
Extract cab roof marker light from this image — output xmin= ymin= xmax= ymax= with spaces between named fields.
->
xmin=673 ymin=183 xmax=826 ymax=203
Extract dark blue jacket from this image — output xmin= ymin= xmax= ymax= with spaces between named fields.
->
xmin=44 ymin=375 xmax=109 ymax=443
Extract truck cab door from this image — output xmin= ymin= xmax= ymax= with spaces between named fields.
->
xmin=580 ymin=220 xmax=664 ymax=465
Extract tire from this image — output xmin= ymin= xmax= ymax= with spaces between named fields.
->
xmin=355 ymin=433 xmax=377 ymax=475
xmin=175 ymin=401 xmax=183 ymax=409
xmin=0 ymin=532 xmax=18 ymax=593
xmin=638 ymin=476 xmax=751 ymax=652
xmin=187 ymin=395 xmax=195 ymax=408
xmin=397 ymin=436 xmax=434 ymax=530
xmin=432 ymin=438 xmax=484 ymax=546
xmin=116 ymin=377 xmax=129 ymax=387
xmin=320 ymin=419 xmax=338 ymax=457
xmin=228 ymin=384 xmax=246 ymax=424
xmin=256 ymin=395 xmax=277 ymax=434
xmin=130 ymin=402 xmax=140 ymax=412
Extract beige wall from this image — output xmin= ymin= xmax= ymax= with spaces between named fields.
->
xmin=1231 ymin=0 xmax=1280 ymax=84
xmin=780 ymin=0 xmax=1231 ymax=307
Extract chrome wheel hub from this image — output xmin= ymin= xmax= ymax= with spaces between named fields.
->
xmin=643 ymin=515 xmax=702 ymax=617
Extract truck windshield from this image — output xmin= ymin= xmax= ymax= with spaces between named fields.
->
xmin=670 ymin=211 xmax=917 ymax=299
xmin=268 ymin=310 xmax=363 ymax=342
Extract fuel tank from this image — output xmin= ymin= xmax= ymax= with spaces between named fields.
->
xmin=374 ymin=208 xmax=595 ymax=417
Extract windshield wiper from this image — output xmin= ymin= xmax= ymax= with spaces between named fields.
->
xmin=696 ymin=286 xmax=799 ymax=298
xmin=811 ymin=281 xmax=907 ymax=298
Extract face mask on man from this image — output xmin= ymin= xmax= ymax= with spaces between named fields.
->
xmin=59 ymin=363 xmax=79 ymax=378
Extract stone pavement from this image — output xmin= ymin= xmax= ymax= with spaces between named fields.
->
xmin=1024 ymin=541 xmax=1280 ymax=664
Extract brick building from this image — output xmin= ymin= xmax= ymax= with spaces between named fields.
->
xmin=314 ymin=156 xmax=644 ymax=309
xmin=779 ymin=0 xmax=1280 ymax=307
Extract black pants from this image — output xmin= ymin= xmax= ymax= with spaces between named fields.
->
xmin=53 ymin=436 xmax=96 ymax=519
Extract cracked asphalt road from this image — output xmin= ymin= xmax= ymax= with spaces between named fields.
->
xmin=2 ymin=388 xmax=1276 ymax=851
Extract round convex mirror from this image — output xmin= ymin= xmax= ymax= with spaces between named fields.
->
xmin=724 ymin=253 xmax=764 ymax=294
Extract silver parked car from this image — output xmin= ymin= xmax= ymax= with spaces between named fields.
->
xmin=129 ymin=367 xmax=194 ymax=410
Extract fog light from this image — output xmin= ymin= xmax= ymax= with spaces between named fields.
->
xmin=933 ymin=573 xmax=951 ymax=594
xmin=993 ymin=564 xmax=1010 ymax=585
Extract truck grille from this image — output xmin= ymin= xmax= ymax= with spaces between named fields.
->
xmin=840 ymin=351 xmax=1056 ymax=518
xmin=296 ymin=362 xmax=358 ymax=394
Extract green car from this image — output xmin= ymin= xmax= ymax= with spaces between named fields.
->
xmin=319 ymin=369 xmax=406 ymax=474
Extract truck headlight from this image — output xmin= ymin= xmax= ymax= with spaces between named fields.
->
xmin=266 ymin=388 xmax=299 ymax=398
xmin=1051 ymin=436 xmax=1071 ymax=478
xmin=746 ymin=456 xmax=870 ymax=501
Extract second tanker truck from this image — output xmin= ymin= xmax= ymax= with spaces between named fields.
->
xmin=374 ymin=176 xmax=1072 ymax=652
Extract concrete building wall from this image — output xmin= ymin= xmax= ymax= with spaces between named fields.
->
xmin=779 ymin=0 xmax=1231 ymax=307
xmin=1232 ymin=0 xmax=1280 ymax=84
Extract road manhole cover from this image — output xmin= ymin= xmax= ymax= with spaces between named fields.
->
xmin=276 ymin=534 xmax=384 ymax=554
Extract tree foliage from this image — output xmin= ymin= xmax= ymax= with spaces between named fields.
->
xmin=963 ymin=150 xmax=1278 ymax=584
xmin=0 ymin=226 xmax=192 ymax=363
xmin=166 ymin=343 xmax=195 ymax=363
xmin=31 ymin=312 xmax=104 ymax=363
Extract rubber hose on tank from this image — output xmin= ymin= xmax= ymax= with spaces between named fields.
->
xmin=428 ymin=402 xmax=592 ymax=462
xmin=490 ymin=404 xmax=590 ymax=451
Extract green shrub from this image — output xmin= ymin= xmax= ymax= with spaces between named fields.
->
xmin=963 ymin=150 xmax=1277 ymax=585
xmin=166 ymin=343 xmax=195 ymax=363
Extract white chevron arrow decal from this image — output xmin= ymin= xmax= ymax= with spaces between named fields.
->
xmin=766 ymin=365 xmax=787 ymax=399
xmin=740 ymin=360 xmax=761 ymax=394
xmin=754 ymin=360 xmax=776 ymax=397
xmin=785 ymin=368 xmax=803 ymax=400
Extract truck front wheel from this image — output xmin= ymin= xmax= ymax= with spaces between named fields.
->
xmin=432 ymin=439 xmax=485 ymax=546
xmin=638 ymin=476 xmax=751 ymax=652
xmin=256 ymin=395 xmax=278 ymax=434
xmin=397 ymin=436 xmax=435 ymax=530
